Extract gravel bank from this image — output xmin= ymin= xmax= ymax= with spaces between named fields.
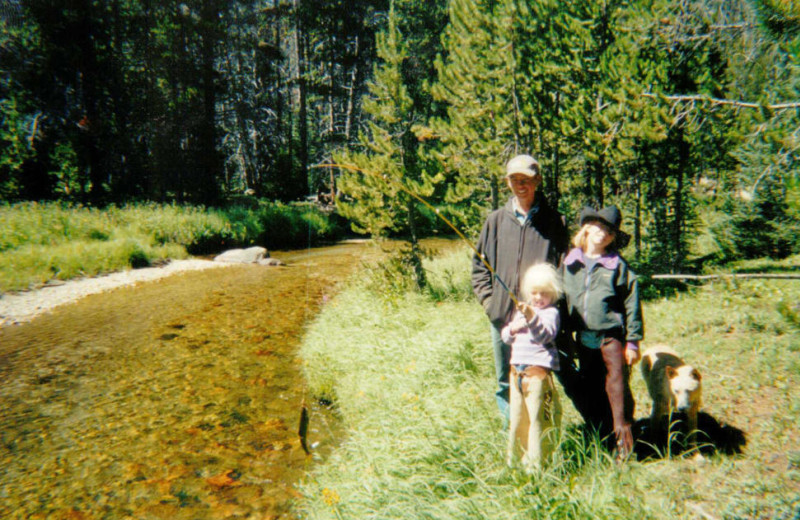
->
xmin=0 ymin=259 xmax=233 ymax=327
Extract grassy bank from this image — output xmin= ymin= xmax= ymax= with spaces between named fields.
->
xmin=0 ymin=201 xmax=344 ymax=292
xmin=297 ymin=248 xmax=800 ymax=519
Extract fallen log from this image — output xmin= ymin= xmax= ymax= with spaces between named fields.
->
xmin=651 ymin=273 xmax=800 ymax=280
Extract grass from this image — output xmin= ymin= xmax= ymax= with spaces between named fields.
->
xmin=297 ymin=247 xmax=800 ymax=519
xmin=0 ymin=201 xmax=344 ymax=292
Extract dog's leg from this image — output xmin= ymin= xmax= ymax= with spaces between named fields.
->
xmin=687 ymin=405 xmax=704 ymax=461
xmin=650 ymin=399 xmax=669 ymax=441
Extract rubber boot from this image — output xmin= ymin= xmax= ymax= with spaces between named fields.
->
xmin=601 ymin=339 xmax=634 ymax=462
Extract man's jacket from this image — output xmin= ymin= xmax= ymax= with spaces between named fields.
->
xmin=471 ymin=195 xmax=567 ymax=325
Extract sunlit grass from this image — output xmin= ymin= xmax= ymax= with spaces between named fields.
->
xmin=0 ymin=201 xmax=344 ymax=292
xmin=298 ymin=247 xmax=800 ymax=519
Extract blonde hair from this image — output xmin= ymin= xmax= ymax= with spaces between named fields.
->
xmin=571 ymin=223 xmax=617 ymax=251
xmin=520 ymin=263 xmax=561 ymax=303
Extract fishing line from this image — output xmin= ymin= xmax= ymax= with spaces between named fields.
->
xmin=312 ymin=163 xmax=520 ymax=306
xmin=297 ymin=173 xmax=314 ymax=458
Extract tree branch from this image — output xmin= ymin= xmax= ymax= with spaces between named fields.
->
xmin=642 ymin=93 xmax=800 ymax=112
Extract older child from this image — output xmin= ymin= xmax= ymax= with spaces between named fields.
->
xmin=501 ymin=263 xmax=562 ymax=472
xmin=561 ymin=206 xmax=643 ymax=461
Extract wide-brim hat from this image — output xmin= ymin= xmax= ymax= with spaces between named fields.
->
xmin=505 ymin=154 xmax=540 ymax=177
xmin=579 ymin=205 xmax=631 ymax=249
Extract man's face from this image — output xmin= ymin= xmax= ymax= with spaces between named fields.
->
xmin=507 ymin=173 xmax=540 ymax=206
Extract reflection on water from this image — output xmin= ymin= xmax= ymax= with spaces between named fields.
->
xmin=0 ymin=238 xmax=457 ymax=519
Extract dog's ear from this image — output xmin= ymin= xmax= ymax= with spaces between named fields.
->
xmin=665 ymin=366 xmax=677 ymax=379
xmin=691 ymin=368 xmax=701 ymax=382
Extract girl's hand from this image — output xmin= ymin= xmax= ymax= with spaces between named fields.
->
xmin=509 ymin=313 xmax=528 ymax=334
xmin=625 ymin=347 xmax=641 ymax=366
xmin=517 ymin=303 xmax=535 ymax=322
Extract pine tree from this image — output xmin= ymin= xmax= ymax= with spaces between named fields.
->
xmin=429 ymin=0 xmax=521 ymax=222
xmin=335 ymin=1 xmax=432 ymax=288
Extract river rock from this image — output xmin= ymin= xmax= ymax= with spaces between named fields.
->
xmin=214 ymin=246 xmax=269 ymax=264
xmin=258 ymin=257 xmax=284 ymax=266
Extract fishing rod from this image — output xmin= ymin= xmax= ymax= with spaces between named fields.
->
xmin=312 ymin=163 xmax=520 ymax=307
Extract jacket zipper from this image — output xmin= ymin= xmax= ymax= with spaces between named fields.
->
xmin=582 ymin=263 xmax=591 ymax=319
xmin=516 ymin=216 xmax=526 ymax=297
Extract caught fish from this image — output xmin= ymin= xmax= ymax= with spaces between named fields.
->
xmin=298 ymin=400 xmax=311 ymax=455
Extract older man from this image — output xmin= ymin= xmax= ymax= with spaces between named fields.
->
xmin=471 ymin=154 xmax=568 ymax=422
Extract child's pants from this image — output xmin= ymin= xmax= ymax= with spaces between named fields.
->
xmin=578 ymin=337 xmax=635 ymax=457
xmin=507 ymin=364 xmax=562 ymax=471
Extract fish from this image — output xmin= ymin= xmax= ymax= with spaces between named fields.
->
xmin=298 ymin=400 xmax=311 ymax=455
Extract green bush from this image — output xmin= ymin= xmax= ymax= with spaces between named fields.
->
xmin=707 ymin=182 xmax=800 ymax=263
xmin=423 ymin=246 xmax=474 ymax=302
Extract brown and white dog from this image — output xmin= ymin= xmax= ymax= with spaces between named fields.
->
xmin=641 ymin=345 xmax=703 ymax=458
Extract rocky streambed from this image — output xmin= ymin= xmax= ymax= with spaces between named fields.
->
xmin=0 ymin=241 xmax=381 ymax=519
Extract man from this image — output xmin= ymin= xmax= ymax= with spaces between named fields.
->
xmin=471 ymin=154 xmax=568 ymax=422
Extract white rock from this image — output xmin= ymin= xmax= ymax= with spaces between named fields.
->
xmin=213 ymin=246 xmax=269 ymax=264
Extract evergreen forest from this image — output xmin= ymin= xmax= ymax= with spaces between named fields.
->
xmin=2 ymin=0 xmax=799 ymax=274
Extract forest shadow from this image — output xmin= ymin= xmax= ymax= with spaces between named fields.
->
xmin=632 ymin=412 xmax=747 ymax=460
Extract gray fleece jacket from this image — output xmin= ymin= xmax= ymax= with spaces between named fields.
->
xmin=471 ymin=195 xmax=568 ymax=325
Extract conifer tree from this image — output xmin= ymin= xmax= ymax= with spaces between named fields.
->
xmin=335 ymin=1 xmax=433 ymax=289
xmin=430 ymin=0 xmax=521 ymax=222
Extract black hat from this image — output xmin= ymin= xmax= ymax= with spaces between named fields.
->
xmin=579 ymin=205 xmax=630 ymax=249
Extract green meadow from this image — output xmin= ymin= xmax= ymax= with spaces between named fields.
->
xmin=298 ymin=247 xmax=800 ymax=519
xmin=0 ymin=202 xmax=343 ymax=293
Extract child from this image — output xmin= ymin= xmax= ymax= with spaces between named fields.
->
xmin=561 ymin=205 xmax=643 ymax=461
xmin=501 ymin=262 xmax=562 ymax=472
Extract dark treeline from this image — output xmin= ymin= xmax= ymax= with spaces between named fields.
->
xmin=1 ymin=0 xmax=391 ymax=204
xmin=1 ymin=0 xmax=799 ymax=274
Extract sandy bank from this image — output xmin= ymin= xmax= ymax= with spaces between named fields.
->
xmin=0 ymin=259 xmax=233 ymax=327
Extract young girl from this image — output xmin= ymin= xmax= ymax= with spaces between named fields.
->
xmin=561 ymin=205 xmax=643 ymax=461
xmin=501 ymin=263 xmax=562 ymax=472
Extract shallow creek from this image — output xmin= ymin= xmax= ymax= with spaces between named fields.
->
xmin=0 ymin=239 xmax=455 ymax=519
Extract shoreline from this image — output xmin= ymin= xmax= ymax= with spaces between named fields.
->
xmin=0 ymin=259 xmax=233 ymax=327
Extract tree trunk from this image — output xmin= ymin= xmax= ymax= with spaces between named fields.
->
xmin=491 ymin=175 xmax=499 ymax=211
xmin=344 ymin=35 xmax=359 ymax=142
xmin=407 ymin=199 xmax=427 ymax=290
xmin=292 ymin=0 xmax=308 ymax=198
xmin=74 ymin=0 xmax=104 ymax=204
xmin=198 ymin=1 xmax=221 ymax=205
xmin=674 ymin=129 xmax=689 ymax=270
xmin=551 ymin=90 xmax=560 ymax=208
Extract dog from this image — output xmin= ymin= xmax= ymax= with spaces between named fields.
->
xmin=641 ymin=345 xmax=703 ymax=458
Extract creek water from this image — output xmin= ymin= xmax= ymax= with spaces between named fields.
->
xmin=0 ymin=238 xmax=456 ymax=519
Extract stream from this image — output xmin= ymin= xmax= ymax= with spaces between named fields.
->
xmin=0 ymin=239 xmax=455 ymax=519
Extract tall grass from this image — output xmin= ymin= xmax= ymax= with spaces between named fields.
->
xmin=297 ymin=247 xmax=800 ymax=519
xmin=0 ymin=201 xmax=344 ymax=292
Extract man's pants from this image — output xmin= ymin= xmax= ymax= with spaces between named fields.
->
xmin=490 ymin=321 xmax=511 ymax=422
